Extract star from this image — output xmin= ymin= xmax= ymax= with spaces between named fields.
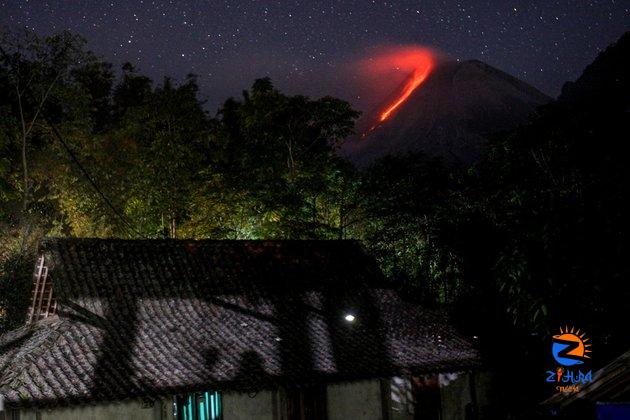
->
xmin=0 ymin=0 xmax=626 ymax=112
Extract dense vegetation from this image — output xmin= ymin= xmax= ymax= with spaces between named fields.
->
xmin=1 ymin=28 xmax=628 ymax=415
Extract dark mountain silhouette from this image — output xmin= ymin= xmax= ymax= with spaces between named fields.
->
xmin=557 ymin=31 xmax=629 ymax=110
xmin=342 ymin=59 xmax=551 ymax=165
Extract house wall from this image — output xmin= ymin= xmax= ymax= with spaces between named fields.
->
xmin=222 ymin=380 xmax=385 ymax=420
xmin=9 ymin=373 xmax=491 ymax=419
xmin=327 ymin=380 xmax=384 ymax=420
xmin=222 ymin=390 xmax=278 ymax=420
xmin=222 ymin=381 xmax=385 ymax=420
xmin=389 ymin=376 xmax=414 ymax=420
xmin=440 ymin=372 xmax=473 ymax=420
xmin=17 ymin=398 xmax=173 ymax=420
xmin=387 ymin=371 xmax=492 ymax=420
xmin=439 ymin=371 xmax=493 ymax=420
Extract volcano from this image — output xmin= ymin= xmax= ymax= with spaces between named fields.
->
xmin=343 ymin=59 xmax=552 ymax=165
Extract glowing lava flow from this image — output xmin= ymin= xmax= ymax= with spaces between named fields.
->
xmin=377 ymin=49 xmax=435 ymax=122
xmin=358 ymin=47 xmax=436 ymax=138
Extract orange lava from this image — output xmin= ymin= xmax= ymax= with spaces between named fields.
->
xmin=377 ymin=48 xmax=434 ymax=122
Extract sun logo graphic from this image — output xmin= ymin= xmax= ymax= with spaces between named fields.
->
xmin=552 ymin=326 xmax=592 ymax=366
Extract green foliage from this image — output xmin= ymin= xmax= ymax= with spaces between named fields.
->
xmin=0 ymin=29 xmax=364 ymax=240
xmin=355 ymin=153 xmax=463 ymax=303
xmin=0 ymin=28 xmax=97 ymax=233
xmin=0 ymin=251 xmax=34 ymax=334
xmin=474 ymin=87 xmax=630 ymax=340
xmin=114 ymin=75 xmax=209 ymax=236
xmin=212 ymin=77 xmax=360 ymax=239
xmin=0 ymin=107 xmax=16 ymax=215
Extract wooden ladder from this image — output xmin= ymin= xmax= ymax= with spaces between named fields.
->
xmin=27 ymin=255 xmax=57 ymax=323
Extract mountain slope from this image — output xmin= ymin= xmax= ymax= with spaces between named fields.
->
xmin=342 ymin=59 xmax=551 ymax=165
xmin=558 ymin=31 xmax=629 ymax=109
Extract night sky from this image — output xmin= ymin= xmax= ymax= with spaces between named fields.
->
xmin=1 ymin=1 xmax=628 ymax=112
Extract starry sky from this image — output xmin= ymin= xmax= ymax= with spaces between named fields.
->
xmin=1 ymin=1 xmax=628 ymax=112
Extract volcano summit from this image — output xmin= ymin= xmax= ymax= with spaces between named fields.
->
xmin=344 ymin=59 xmax=551 ymax=165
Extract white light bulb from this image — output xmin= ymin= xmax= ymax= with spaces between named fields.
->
xmin=344 ymin=314 xmax=355 ymax=322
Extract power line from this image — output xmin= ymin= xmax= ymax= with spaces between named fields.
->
xmin=45 ymin=117 xmax=144 ymax=238
xmin=0 ymin=43 xmax=143 ymax=238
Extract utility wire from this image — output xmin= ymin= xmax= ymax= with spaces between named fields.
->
xmin=44 ymin=117 xmax=144 ymax=238
xmin=2 ymin=44 xmax=144 ymax=239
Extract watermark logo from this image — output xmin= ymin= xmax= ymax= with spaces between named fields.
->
xmin=546 ymin=326 xmax=593 ymax=393
xmin=552 ymin=326 xmax=592 ymax=366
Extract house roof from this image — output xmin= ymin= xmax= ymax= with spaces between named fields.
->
xmin=0 ymin=238 xmax=480 ymax=408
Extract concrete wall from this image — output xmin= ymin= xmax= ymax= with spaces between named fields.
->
xmin=389 ymin=377 xmax=414 ymax=420
xmin=222 ymin=390 xmax=279 ymax=420
xmin=327 ymin=380 xmax=384 ymax=420
xmin=438 ymin=371 xmax=493 ymax=420
xmin=474 ymin=371 xmax=494 ymax=418
xmin=11 ymin=391 xmax=282 ymax=420
xmin=439 ymin=372 xmax=473 ymax=420
xmin=17 ymin=398 xmax=173 ymax=420
xmin=388 ymin=371 xmax=492 ymax=420
xmin=223 ymin=381 xmax=385 ymax=420
xmin=9 ymin=373 xmax=491 ymax=419
xmin=223 ymin=380 xmax=386 ymax=420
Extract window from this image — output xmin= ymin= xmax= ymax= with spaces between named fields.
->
xmin=174 ymin=391 xmax=222 ymax=420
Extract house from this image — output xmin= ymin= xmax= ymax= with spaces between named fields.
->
xmin=0 ymin=238 xmax=485 ymax=420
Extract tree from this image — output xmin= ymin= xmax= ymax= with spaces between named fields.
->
xmin=118 ymin=75 xmax=210 ymax=237
xmin=354 ymin=153 xmax=465 ymax=303
xmin=0 ymin=29 xmax=114 ymax=247
xmin=210 ymin=77 xmax=360 ymax=239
